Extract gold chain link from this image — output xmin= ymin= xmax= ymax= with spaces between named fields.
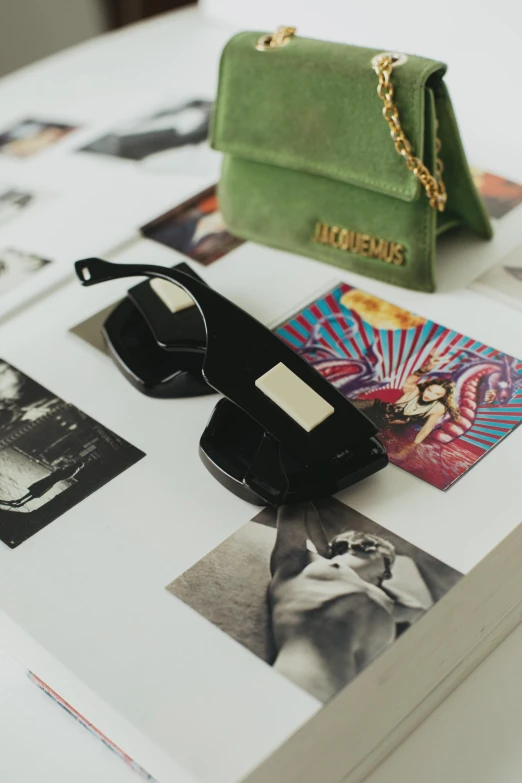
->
xmin=374 ymin=55 xmax=447 ymax=212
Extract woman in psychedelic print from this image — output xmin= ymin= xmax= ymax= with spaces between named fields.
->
xmin=353 ymin=351 xmax=461 ymax=447
xmin=276 ymin=284 xmax=522 ymax=489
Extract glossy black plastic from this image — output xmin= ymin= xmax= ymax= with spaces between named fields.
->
xmin=102 ymin=262 xmax=213 ymax=398
xmin=200 ymin=399 xmax=387 ymax=505
xmin=75 ymin=257 xmax=388 ymax=505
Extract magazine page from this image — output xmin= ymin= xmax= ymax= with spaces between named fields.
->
xmin=1 ymin=234 xmax=522 ymax=783
xmin=0 ymin=611 xmax=197 ymax=783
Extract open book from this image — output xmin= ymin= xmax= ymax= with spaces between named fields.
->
xmin=1 ymin=235 xmax=522 ymax=783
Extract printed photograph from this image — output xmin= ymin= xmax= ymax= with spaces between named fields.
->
xmin=0 ymin=360 xmax=144 ymax=548
xmin=168 ymin=497 xmax=461 ymax=703
xmin=472 ymin=244 xmax=522 ymax=313
xmin=0 ymin=248 xmax=52 ymax=297
xmin=0 ymin=119 xmax=77 ymax=158
xmin=81 ymin=99 xmax=217 ymax=175
xmin=141 ymin=186 xmax=243 ymax=265
xmin=0 ymin=188 xmax=40 ymax=226
xmin=471 ymin=168 xmax=522 ymax=219
xmin=275 ymin=284 xmax=522 ymax=490
xmin=70 ymin=303 xmax=117 ymax=354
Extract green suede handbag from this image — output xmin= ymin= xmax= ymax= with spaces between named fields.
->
xmin=210 ymin=27 xmax=493 ymax=292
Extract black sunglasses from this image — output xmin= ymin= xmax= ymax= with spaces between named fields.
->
xmin=102 ymin=261 xmax=212 ymax=398
xmin=75 ymin=257 xmax=388 ymax=505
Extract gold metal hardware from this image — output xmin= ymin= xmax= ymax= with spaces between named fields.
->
xmin=373 ymin=53 xmax=447 ymax=212
xmin=256 ymin=26 xmax=296 ymax=51
xmin=312 ymin=221 xmax=405 ymax=265
xmin=371 ymin=51 xmax=407 ymax=70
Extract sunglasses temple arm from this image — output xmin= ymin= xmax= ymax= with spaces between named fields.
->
xmin=74 ymin=256 xmax=215 ymax=307
xmin=76 ymin=258 xmax=176 ymax=287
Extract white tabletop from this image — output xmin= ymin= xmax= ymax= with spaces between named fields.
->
xmin=0 ymin=6 xmax=521 ymax=783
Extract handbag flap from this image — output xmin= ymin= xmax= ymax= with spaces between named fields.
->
xmin=211 ymin=32 xmax=446 ymax=203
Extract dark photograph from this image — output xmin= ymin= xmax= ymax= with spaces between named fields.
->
xmin=0 ymin=360 xmax=144 ymax=548
xmin=168 ymin=497 xmax=461 ymax=703
xmin=141 ymin=185 xmax=243 ymax=265
xmin=0 ymin=248 xmax=52 ymax=297
xmin=81 ymin=99 xmax=212 ymax=164
xmin=0 ymin=119 xmax=77 ymax=158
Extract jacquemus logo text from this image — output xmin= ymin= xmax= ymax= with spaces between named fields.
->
xmin=312 ymin=222 xmax=405 ymax=266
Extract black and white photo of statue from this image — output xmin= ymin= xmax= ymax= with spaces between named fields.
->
xmin=168 ymin=497 xmax=461 ymax=702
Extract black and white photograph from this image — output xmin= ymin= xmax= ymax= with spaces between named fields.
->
xmin=0 ymin=248 xmax=52 ymax=297
xmin=167 ymin=497 xmax=462 ymax=703
xmin=0 ymin=187 xmax=40 ymax=226
xmin=0 ymin=360 xmax=144 ymax=548
xmin=81 ymin=99 xmax=218 ymax=175
xmin=0 ymin=118 xmax=77 ymax=158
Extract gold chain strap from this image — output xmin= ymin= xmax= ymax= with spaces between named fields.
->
xmin=374 ymin=54 xmax=447 ymax=212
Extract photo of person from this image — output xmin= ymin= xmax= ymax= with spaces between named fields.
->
xmin=0 ymin=461 xmax=85 ymax=508
xmin=0 ymin=248 xmax=52 ymax=297
xmin=471 ymin=168 xmax=522 ymax=219
xmin=0 ymin=119 xmax=77 ymax=158
xmin=275 ymin=285 xmax=522 ymax=490
xmin=167 ymin=497 xmax=461 ymax=703
xmin=351 ymin=352 xmax=462 ymax=447
xmin=81 ymin=99 xmax=218 ymax=175
xmin=141 ymin=186 xmax=243 ymax=265
xmin=0 ymin=360 xmax=144 ymax=548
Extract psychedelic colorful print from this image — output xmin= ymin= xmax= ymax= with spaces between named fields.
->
xmin=276 ymin=284 xmax=522 ymax=490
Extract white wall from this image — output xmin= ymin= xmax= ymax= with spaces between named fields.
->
xmin=0 ymin=0 xmax=107 ymax=77
xmin=200 ymin=0 xmax=522 ymax=180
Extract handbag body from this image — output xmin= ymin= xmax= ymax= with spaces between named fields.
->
xmin=210 ymin=29 xmax=492 ymax=292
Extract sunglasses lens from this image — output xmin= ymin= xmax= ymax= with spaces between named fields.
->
xmin=200 ymin=399 xmax=270 ymax=504
xmin=200 ymin=400 xmax=388 ymax=506
xmin=103 ymin=297 xmax=212 ymax=398
xmin=128 ymin=267 xmax=207 ymax=351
